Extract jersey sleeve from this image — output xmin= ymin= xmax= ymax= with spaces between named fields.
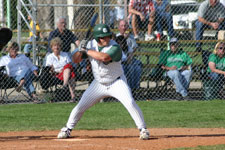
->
xmin=184 ymin=52 xmax=192 ymax=65
xmin=197 ymin=2 xmax=207 ymax=18
xmin=208 ymin=53 xmax=216 ymax=63
xmin=105 ymin=45 xmax=122 ymax=62
xmin=158 ymin=50 xmax=168 ymax=65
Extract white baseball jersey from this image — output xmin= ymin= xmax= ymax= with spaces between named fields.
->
xmin=66 ymin=38 xmax=147 ymax=130
xmin=87 ymin=39 xmax=123 ymax=84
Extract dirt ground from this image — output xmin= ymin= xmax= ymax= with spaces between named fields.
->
xmin=1 ymin=128 xmax=225 ymax=150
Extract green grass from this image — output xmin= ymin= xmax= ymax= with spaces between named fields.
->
xmin=0 ymin=100 xmax=225 ymax=132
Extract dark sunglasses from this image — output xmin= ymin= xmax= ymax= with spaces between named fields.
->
xmin=218 ymin=47 xmax=225 ymax=50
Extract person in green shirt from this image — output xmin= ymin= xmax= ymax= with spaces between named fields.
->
xmin=159 ymin=37 xmax=192 ymax=100
xmin=205 ymin=41 xmax=225 ymax=99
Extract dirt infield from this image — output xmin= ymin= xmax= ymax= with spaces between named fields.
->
xmin=1 ymin=128 xmax=225 ymax=150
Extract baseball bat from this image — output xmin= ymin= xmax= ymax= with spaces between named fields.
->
xmin=85 ymin=13 xmax=98 ymax=40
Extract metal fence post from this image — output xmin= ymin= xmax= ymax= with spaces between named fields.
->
xmin=17 ymin=0 xmax=21 ymax=51
xmin=32 ymin=0 xmax=37 ymax=65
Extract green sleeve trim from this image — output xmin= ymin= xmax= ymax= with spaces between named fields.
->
xmin=106 ymin=45 xmax=122 ymax=62
xmin=158 ymin=50 xmax=168 ymax=65
xmin=184 ymin=52 xmax=192 ymax=65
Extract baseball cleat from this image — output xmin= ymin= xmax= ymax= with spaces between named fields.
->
xmin=57 ymin=127 xmax=71 ymax=139
xmin=139 ymin=128 xmax=150 ymax=140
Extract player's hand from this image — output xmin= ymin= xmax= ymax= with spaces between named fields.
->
xmin=79 ymin=39 xmax=88 ymax=52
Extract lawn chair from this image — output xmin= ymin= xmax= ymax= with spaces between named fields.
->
xmin=0 ymin=66 xmax=31 ymax=104
xmin=39 ymin=66 xmax=71 ymax=102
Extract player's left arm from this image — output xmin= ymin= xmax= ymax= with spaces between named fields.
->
xmin=72 ymin=51 xmax=83 ymax=63
xmin=87 ymin=45 xmax=122 ymax=63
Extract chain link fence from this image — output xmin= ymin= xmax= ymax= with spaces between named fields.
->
xmin=0 ymin=0 xmax=225 ymax=104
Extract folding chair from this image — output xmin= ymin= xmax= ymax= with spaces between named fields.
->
xmin=39 ymin=66 xmax=71 ymax=102
xmin=39 ymin=66 xmax=63 ymax=91
xmin=0 ymin=66 xmax=31 ymax=104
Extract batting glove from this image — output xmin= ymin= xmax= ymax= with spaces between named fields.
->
xmin=79 ymin=39 xmax=88 ymax=52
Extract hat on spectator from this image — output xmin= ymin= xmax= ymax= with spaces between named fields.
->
xmin=169 ymin=37 xmax=178 ymax=44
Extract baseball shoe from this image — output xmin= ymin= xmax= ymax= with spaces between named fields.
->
xmin=139 ymin=128 xmax=150 ymax=140
xmin=145 ymin=34 xmax=154 ymax=41
xmin=57 ymin=127 xmax=72 ymax=139
xmin=134 ymin=35 xmax=140 ymax=40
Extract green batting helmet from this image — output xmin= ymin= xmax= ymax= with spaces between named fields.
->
xmin=93 ymin=24 xmax=112 ymax=42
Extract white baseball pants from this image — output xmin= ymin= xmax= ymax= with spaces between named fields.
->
xmin=66 ymin=74 xmax=147 ymax=130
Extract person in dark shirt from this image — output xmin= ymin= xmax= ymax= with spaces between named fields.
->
xmin=48 ymin=17 xmax=80 ymax=53
xmin=195 ymin=0 xmax=225 ymax=51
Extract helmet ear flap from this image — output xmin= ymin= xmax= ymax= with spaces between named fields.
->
xmin=94 ymin=37 xmax=99 ymax=42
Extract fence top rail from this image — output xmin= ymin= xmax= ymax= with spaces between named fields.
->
xmin=21 ymin=39 xmax=222 ymax=45
xmin=134 ymin=51 xmax=202 ymax=56
xmin=13 ymin=28 xmax=220 ymax=33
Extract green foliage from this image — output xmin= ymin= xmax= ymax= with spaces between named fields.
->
xmin=0 ymin=100 xmax=225 ymax=132
xmin=3 ymin=0 xmax=29 ymax=30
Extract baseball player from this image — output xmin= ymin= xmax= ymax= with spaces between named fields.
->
xmin=57 ymin=24 xmax=150 ymax=140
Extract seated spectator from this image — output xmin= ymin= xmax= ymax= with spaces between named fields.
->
xmin=153 ymin=0 xmax=174 ymax=41
xmin=116 ymin=20 xmax=142 ymax=91
xmin=47 ymin=17 xmax=80 ymax=55
xmin=45 ymin=37 xmax=76 ymax=102
xmin=23 ymin=15 xmax=43 ymax=57
xmin=195 ymin=0 xmax=225 ymax=52
xmin=128 ymin=0 xmax=155 ymax=41
xmin=203 ymin=42 xmax=225 ymax=100
xmin=0 ymin=42 xmax=41 ymax=103
xmin=159 ymin=38 xmax=193 ymax=100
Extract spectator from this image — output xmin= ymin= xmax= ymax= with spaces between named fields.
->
xmin=159 ymin=38 xmax=193 ymax=100
xmin=0 ymin=42 xmax=41 ymax=103
xmin=203 ymin=42 xmax=225 ymax=99
xmin=115 ymin=0 xmax=126 ymax=21
xmin=48 ymin=17 xmax=80 ymax=54
xmin=116 ymin=20 xmax=142 ymax=91
xmin=153 ymin=0 xmax=175 ymax=41
xmin=45 ymin=37 xmax=76 ymax=102
xmin=195 ymin=0 xmax=225 ymax=52
xmin=23 ymin=15 xmax=43 ymax=57
xmin=109 ymin=0 xmax=126 ymax=29
xmin=128 ymin=0 xmax=155 ymax=41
